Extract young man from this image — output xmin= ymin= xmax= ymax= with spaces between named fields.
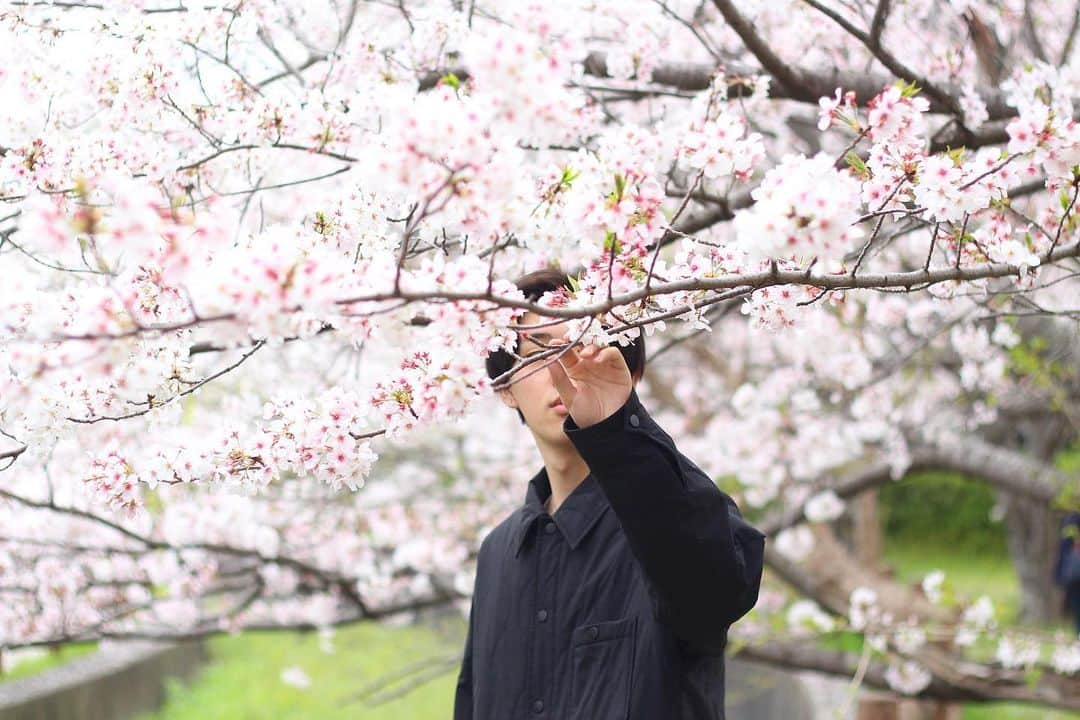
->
xmin=454 ymin=268 xmax=765 ymax=720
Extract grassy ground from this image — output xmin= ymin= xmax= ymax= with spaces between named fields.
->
xmin=134 ymin=542 xmax=1075 ymax=720
xmin=0 ymin=643 xmax=98 ymax=683
xmin=134 ymin=619 xmax=462 ymax=720
xmin=884 ymin=544 xmax=1021 ymax=624
xmin=10 ymin=459 xmax=1078 ymax=718
xmin=6 ymin=548 xmax=1073 ymax=720
xmin=963 ymin=704 xmax=1079 ymax=720
xmin=885 ymin=544 xmax=1077 ymax=720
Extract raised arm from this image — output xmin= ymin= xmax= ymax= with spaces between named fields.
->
xmin=564 ymin=386 xmax=765 ymax=655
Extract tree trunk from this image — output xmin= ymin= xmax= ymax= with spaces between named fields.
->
xmin=853 ymin=490 xmax=884 ymax=569
xmin=1002 ymin=492 xmax=1062 ymax=624
xmin=858 ymin=693 xmax=900 ymax=720
xmin=981 ymin=402 xmax=1071 ymax=625
xmin=993 ymin=319 xmax=1080 ymax=624
xmin=857 ymin=693 xmax=963 ymax=720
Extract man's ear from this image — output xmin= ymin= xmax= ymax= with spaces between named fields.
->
xmin=496 ymin=388 xmax=518 ymax=409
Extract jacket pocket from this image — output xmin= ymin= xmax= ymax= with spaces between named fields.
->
xmin=569 ymin=616 xmax=637 ymax=720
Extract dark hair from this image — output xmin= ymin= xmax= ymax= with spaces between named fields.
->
xmin=485 ymin=266 xmax=647 ymax=424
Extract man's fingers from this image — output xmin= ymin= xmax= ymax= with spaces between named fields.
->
xmin=598 ymin=345 xmax=622 ymax=364
xmin=546 ymin=353 xmax=577 ymax=407
xmin=552 ymin=339 xmax=582 ymax=369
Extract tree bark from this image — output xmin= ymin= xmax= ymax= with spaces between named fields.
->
xmin=857 ymin=693 xmax=900 ymax=720
xmin=1002 ymin=492 xmax=1063 ymax=624
xmin=993 ymin=403 xmax=1073 ymax=624
xmin=853 ymin=490 xmax=884 ymax=569
xmin=856 ymin=693 xmax=963 ymax=720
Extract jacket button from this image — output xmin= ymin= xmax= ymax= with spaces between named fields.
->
xmin=629 ymin=413 xmax=640 ymax=427
xmin=536 ymin=609 xmax=548 ymax=622
xmin=585 ymin=625 xmax=599 ymax=641
xmin=533 ymin=699 xmax=544 ymax=713
xmin=544 ymin=522 xmax=557 ymax=534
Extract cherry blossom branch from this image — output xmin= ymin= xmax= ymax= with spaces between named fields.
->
xmin=1022 ymin=0 xmax=1049 ymax=64
xmin=577 ymin=55 xmax=1029 ymax=134
xmin=799 ymin=0 xmax=965 ymax=119
xmin=210 ymin=165 xmax=353 ymax=198
xmin=257 ymin=28 xmax=307 ymax=87
xmin=709 ymin=0 xmax=812 ymax=101
xmin=1 ymin=593 xmax=459 ymax=651
xmin=0 ymin=443 xmax=28 ymax=470
xmin=642 ymin=167 xmax=708 ymax=308
xmin=490 ymin=316 xmax=597 ymax=392
xmin=852 ymin=181 xmax=909 ymax=275
xmin=762 ymin=431 xmax=1074 ymax=540
xmin=0 ymin=486 xmax=370 ymax=608
xmin=650 ymin=0 xmax=721 ymax=62
xmin=6 ymin=2 xmax=231 ymax=13
xmin=20 ymin=235 xmax=1077 ymax=348
xmin=1061 ymin=4 xmax=1080 ymax=66
xmin=737 ymin=641 xmax=1079 ymax=710
xmin=869 ymin=0 xmax=892 ymax=47
xmin=1050 ymin=177 xmax=1080 ymax=255
xmin=68 ymin=340 xmax=266 ymax=424
xmin=176 ymin=143 xmax=357 ymax=173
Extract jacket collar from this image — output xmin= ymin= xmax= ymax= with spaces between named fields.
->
xmin=513 ymin=464 xmax=610 ymax=557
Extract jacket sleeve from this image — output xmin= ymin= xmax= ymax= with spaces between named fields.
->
xmin=563 ymin=386 xmax=765 ymax=655
xmin=452 ymin=594 xmax=475 ymax=720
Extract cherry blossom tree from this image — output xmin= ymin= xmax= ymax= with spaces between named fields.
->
xmin=1 ymin=0 xmax=1079 ymax=710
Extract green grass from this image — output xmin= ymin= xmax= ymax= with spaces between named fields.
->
xmin=963 ymin=703 xmax=1079 ymax=720
xmin=814 ymin=547 xmax=1021 ymax=660
xmin=89 ymin=455 xmax=1080 ymax=719
xmin=135 ymin=619 xmax=464 ymax=720
xmin=884 ymin=543 xmax=1021 ymax=625
xmin=884 ymin=538 xmax=1077 ymax=719
xmin=0 ymin=642 xmax=98 ymax=683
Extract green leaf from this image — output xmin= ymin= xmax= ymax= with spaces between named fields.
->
xmin=610 ymin=173 xmax=626 ymax=203
xmin=143 ymin=487 xmax=164 ymax=516
xmin=845 ymin=151 xmax=869 ymax=178
xmin=603 ymin=231 xmax=621 ymax=254
xmin=894 ymin=78 xmax=922 ymax=98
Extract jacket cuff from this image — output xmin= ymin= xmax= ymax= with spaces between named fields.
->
xmin=562 ymin=386 xmax=682 ymax=482
xmin=563 ymin=385 xmax=643 ymax=439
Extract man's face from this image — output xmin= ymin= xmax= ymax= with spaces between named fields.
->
xmin=497 ymin=311 xmax=574 ymax=443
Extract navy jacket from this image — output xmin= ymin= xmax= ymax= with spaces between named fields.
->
xmin=454 ymin=387 xmax=766 ymax=719
xmin=1055 ymin=512 xmax=1080 ymax=586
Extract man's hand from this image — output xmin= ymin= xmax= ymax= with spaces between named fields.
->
xmin=546 ymin=338 xmax=633 ymax=429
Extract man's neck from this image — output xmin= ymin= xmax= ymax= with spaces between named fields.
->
xmin=537 ymin=442 xmax=590 ymax=516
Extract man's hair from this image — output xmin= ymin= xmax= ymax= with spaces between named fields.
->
xmin=485 ymin=266 xmax=647 ymax=424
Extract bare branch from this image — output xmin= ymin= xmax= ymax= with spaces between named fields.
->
xmin=1023 ymin=0 xmax=1049 ymax=63
xmin=869 ymin=0 xmax=892 ymax=47
xmin=27 ymin=236 xmax=1080 ymax=347
xmin=1061 ymin=2 xmax=1080 ymax=66
xmin=799 ymin=0 xmax=965 ymax=119
xmin=710 ymin=0 xmax=813 ymax=100
xmin=737 ymin=641 xmax=1080 ymax=710
xmin=68 ymin=340 xmax=266 ymax=424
